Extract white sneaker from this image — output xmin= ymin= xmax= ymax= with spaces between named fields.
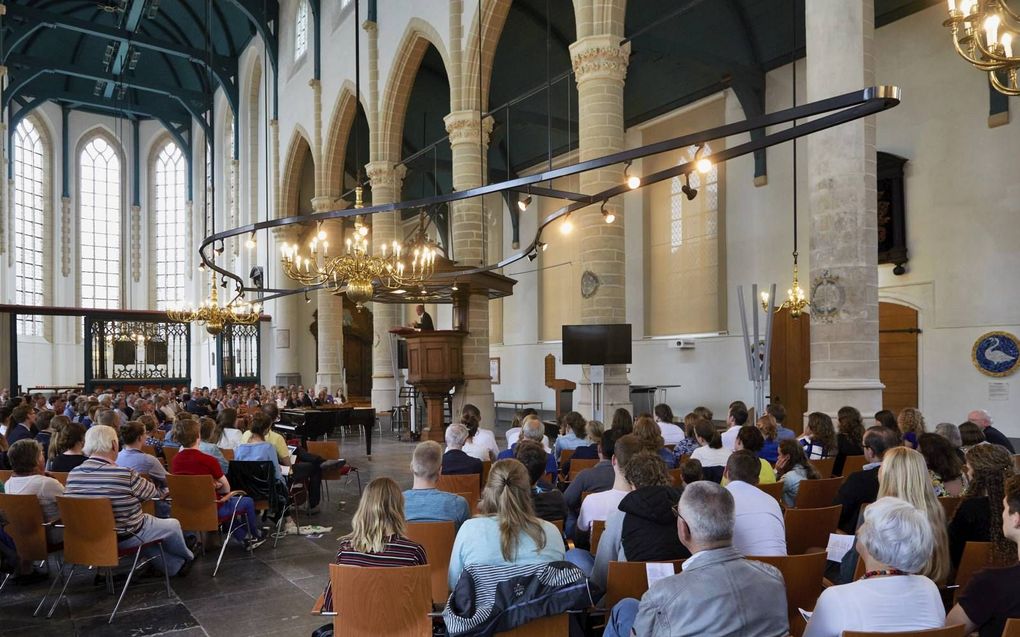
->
xmin=284 ymin=521 xmax=299 ymax=535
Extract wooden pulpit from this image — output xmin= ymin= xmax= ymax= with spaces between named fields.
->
xmin=403 ymin=330 xmax=465 ymax=442
xmin=545 ymin=354 xmax=576 ymax=419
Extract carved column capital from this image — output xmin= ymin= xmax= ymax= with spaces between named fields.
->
xmin=443 ymin=110 xmax=494 ymax=148
xmin=569 ymin=34 xmax=630 ymax=84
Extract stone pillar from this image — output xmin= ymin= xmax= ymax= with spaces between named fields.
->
xmin=271 ymin=225 xmax=302 ymax=386
xmin=804 ymin=0 xmax=884 ymax=416
xmin=569 ymin=34 xmax=632 ymax=419
xmin=444 ymin=109 xmax=496 ymax=428
xmin=366 ymin=160 xmax=406 ymax=411
xmin=311 ymin=197 xmax=344 ymax=395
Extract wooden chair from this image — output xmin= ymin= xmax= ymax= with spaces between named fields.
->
xmin=938 ymin=496 xmax=963 ymax=522
xmin=842 ymin=627 xmax=966 ymax=637
xmin=163 ymin=445 xmax=180 ymax=468
xmin=150 ymin=429 xmax=167 ymax=441
xmin=1001 ymin=618 xmax=1020 ymax=637
xmin=166 ymin=474 xmax=250 ymax=577
xmin=953 ymin=541 xmax=992 ymax=601
xmin=568 ymin=459 xmax=599 ymax=481
xmin=757 ymin=481 xmax=785 ymax=506
xmin=141 ymin=445 xmax=157 ymax=457
xmin=329 ymin=564 xmax=432 ymax=637
xmin=840 ymin=455 xmax=868 ymax=476
xmin=749 ymin=551 xmax=827 ymax=637
xmin=44 ymin=496 xmax=172 ymax=623
xmin=668 ymin=468 xmax=683 ymax=487
xmin=455 ymin=492 xmax=479 ymax=516
xmin=437 ymin=474 xmax=481 ymax=513
xmin=220 ymin=448 xmax=235 ymax=461
xmin=785 ymin=505 xmax=841 ymax=555
xmin=481 ymin=460 xmax=492 ymax=487
xmin=794 ymin=476 xmax=845 ymax=509
xmin=591 ymin=519 xmax=606 ymax=555
xmin=495 ymin=614 xmax=569 ymax=636
xmin=810 ymin=457 xmax=836 ymax=479
xmin=46 ymin=472 xmax=69 ymax=485
xmin=0 ymin=470 xmax=11 ymax=483
xmin=0 ymin=492 xmax=63 ymax=611
xmin=558 ymin=449 xmax=575 ymax=466
xmin=405 ymin=521 xmax=456 ymax=607
xmin=604 ymin=560 xmax=684 ymax=608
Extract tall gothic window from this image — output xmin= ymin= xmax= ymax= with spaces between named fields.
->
xmin=79 ymin=135 xmax=122 ymax=309
xmin=295 ymin=1 xmax=309 ymax=59
xmin=153 ymin=141 xmax=186 ymax=309
xmin=13 ymin=119 xmax=45 ymax=335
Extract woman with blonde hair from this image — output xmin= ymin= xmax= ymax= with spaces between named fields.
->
xmin=319 ymin=477 xmax=427 ymax=613
xmin=897 ymin=407 xmax=925 ymax=449
xmin=633 ymin=416 xmax=677 ymax=468
xmin=448 ymin=459 xmax=564 ymax=588
xmin=876 ymin=447 xmax=951 ymax=582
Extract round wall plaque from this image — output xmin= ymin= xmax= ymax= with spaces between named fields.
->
xmin=972 ymin=331 xmax=1020 ymax=377
xmin=580 ymin=270 xmax=600 ymax=298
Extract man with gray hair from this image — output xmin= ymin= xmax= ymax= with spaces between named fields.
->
xmin=404 ymin=441 xmax=470 ymax=530
xmin=604 ymin=481 xmax=789 ymax=637
xmin=442 ymin=423 xmax=483 ymax=475
xmin=497 ymin=417 xmax=558 ymax=477
xmin=966 ymin=409 xmax=1015 ymax=452
xmin=64 ymin=425 xmax=196 ymax=576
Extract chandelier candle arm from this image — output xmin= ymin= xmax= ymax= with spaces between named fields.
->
xmin=945 ymin=1 xmax=1020 ymax=95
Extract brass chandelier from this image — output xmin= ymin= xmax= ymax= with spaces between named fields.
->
xmin=167 ymin=277 xmax=262 ymax=336
xmin=279 ymin=187 xmax=439 ymax=308
xmin=945 ymin=0 xmax=1019 ymax=95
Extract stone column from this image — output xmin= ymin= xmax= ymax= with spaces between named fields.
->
xmin=444 ymin=109 xmax=496 ymax=428
xmin=804 ymin=0 xmax=884 ymax=416
xmin=366 ymin=160 xmax=406 ymax=411
xmin=271 ymin=225 xmax=302 ymax=386
xmin=569 ymin=34 xmax=632 ymax=419
xmin=311 ymin=197 xmax=344 ymax=395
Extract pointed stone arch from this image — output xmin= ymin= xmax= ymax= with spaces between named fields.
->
xmin=461 ymin=0 xmax=513 ymax=113
xmin=247 ymin=55 xmax=263 ymax=227
xmin=322 ymin=81 xmax=369 ymax=199
xmin=280 ymin=126 xmax=313 ymax=219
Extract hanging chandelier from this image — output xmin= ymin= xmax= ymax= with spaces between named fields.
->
xmin=945 ymin=1 xmax=1019 ymax=95
xmin=167 ymin=277 xmax=262 ymax=335
xmin=279 ymin=187 xmax=439 ymax=308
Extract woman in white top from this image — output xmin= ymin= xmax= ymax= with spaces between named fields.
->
xmin=215 ymin=408 xmax=244 ymax=450
xmin=804 ymin=497 xmax=946 ymax=637
xmin=4 ymin=439 xmax=65 ymax=543
xmin=460 ymin=407 xmax=500 ymax=462
xmin=653 ymin=403 xmax=686 ymax=447
xmin=689 ymin=419 xmax=732 ymax=470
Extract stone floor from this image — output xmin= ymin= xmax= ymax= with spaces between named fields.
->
xmin=0 ymin=428 xmax=423 ymax=637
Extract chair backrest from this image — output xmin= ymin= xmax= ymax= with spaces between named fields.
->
xmin=668 ymin=468 xmax=683 ymax=487
xmin=307 ymin=440 xmax=343 ymax=479
xmin=495 ymin=614 xmax=570 ymax=636
xmin=56 ymin=495 xmax=120 ymax=567
xmin=329 ymin=564 xmax=432 ymax=637
xmin=166 ymin=473 xmax=220 ymax=532
xmin=794 ymin=476 xmax=845 ymax=508
xmin=938 ymin=496 xmax=963 ymax=522
xmin=841 ymin=626 xmax=966 ymax=637
xmin=47 ymin=471 xmax=69 ymax=485
xmin=757 ymin=481 xmax=785 ymax=506
xmin=953 ymin=541 xmax=992 ymax=598
xmin=141 ymin=445 xmax=157 ymax=457
xmin=227 ymin=460 xmax=280 ymax=510
xmin=568 ymin=459 xmax=599 ymax=481
xmin=220 ymin=448 xmax=235 ymax=461
xmin=551 ymin=519 xmax=564 ymax=534
xmin=405 ymin=521 xmax=456 ymax=606
xmin=810 ymin=457 xmax=836 ymax=479
xmin=437 ymin=474 xmax=481 ymax=509
xmin=0 ymin=493 xmax=50 ymax=561
xmin=784 ymin=505 xmax=841 ymax=555
xmin=0 ymin=470 xmax=11 ymax=483
xmin=750 ymin=551 xmax=827 ymax=637
xmin=163 ymin=446 xmax=180 ymax=467
xmin=150 ymin=430 xmax=167 ymax=441
xmin=558 ymin=449 xmax=574 ymax=466
xmin=591 ymin=519 xmax=606 ymax=554
xmin=605 ymin=560 xmax=684 ymax=608
xmin=1001 ymin=618 xmax=1020 ymax=637
xmin=481 ymin=460 xmax=492 ymax=487
xmin=840 ymin=455 xmax=868 ymax=476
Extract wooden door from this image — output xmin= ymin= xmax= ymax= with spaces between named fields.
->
xmin=769 ymin=307 xmax=811 ymax=436
xmin=879 ymin=302 xmax=919 ymax=414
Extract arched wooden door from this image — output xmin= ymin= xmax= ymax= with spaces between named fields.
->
xmin=768 ymin=308 xmax=810 ymax=436
xmin=879 ymin=302 xmax=919 ymax=414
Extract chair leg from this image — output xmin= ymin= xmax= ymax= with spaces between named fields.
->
xmin=46 ymin=564 xmax=76 ymax=619
xmin=34 ymin=563 xmax=64 ymax=616
xmin=158 ymin=543 xmax=171 ymax=598
xmin=0 ymin=572 xmax=11 ymax=594
xmin=109 ymin=545 xmax=145 ymax=623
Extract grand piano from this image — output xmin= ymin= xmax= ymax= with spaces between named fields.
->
xmin=278 ymin=405 xmax=376 ymax=457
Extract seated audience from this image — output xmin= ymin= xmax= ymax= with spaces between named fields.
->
xmin=680 ymin=458 xmax=703 ymax=485
xmin=565 ymin=417 xmax=604 ymax=466
xmin=756 ymin=414 xmax=780 ymax=464
xmin=959 ymin=420 xmax=987 ymax=454
xmin=775 ymin=438 xmax=821 ymax=508
xmin=591 ymin=451 xmax=689 ymax=589
xmin=800 ymin=412 xmax=837 ymax=460
xmin=6 ymin=405 xmax=36 ymax=445
xmin=690 ymin=419 xmax=731 ymax=481
xmin=949 ymin=443 xmax=1015 ymax=568
xmin=171 ymin=419 xmax=264 ymax=550
xmin=671 ymin=412 xmax=703 ymax=460
xmin=804 ymin=497 xmax=945 ymax=637
xmin=918 ymin=432 xmax=964 ymax=496
xmin=766 ymin=403 xmax=797 ymax=441
xmin=448 ymin=459 xmax=564 ymax=589
xmin=504 ymin=408 xmax=545 ymax=449
xmin=116 ymin=421 xmax=168 ymax=490
xmin=733 ymin=425 xmax=776 ymax=484
xmin=966 ymin=409 xmax=1016 ymax=453
xmin=935 ymin=421 xmax=963 ymax=450
xmin=4 ymin=439 xmax=64 ymax=545
xmin=32 ymin=410 xmax=56 ymax=459
xmin=138 ymin=414 xmax=165 ymax=456
xmin=553 ymin=411 xmax=590 ymax=458
xmin=564 ymin=429 xmax=620 ymax=534
xmin=319 ymin=477 xmax=427 ymax=614
xmin=725 ymin=450 xmax=786 ymax=556
xmin=898 ymin=407 xmax=925 ymax=449
xmin=945 ymin=474 xmax=1020 ymax=637
xmin=403 ymin=441 xmax=470 ymax=530
xmin=833 ymin=406 xmax=865 ymax=476
xmin=442 ymin=423 xmax=484 ymax=476
xmin=835 ymin=425 xmax=902 ymax=533
xmin=516 ymin=440 xmax=567 ymax=524
xmin=198 ymin=417 xmax=229 ymax=473
xmin=497 ymin=419 xmax=557 ymax=476
xmin=234 ymin=413 xmax=284 ymax=483
xmin=460 ymin=405 xmax=500 ymax=462
xmin=610 ymin=408 xmax=634 ymax=435
xmin=633 ymin=415 xmax=677 ymax=468
xmin=215 ymin=408 xmax=244 ymax=449
xmin=46 ymin=421 xmax=87 ymax=472
xmin=874 ymin=409 xmax=899 ymax=432
xmin=605 ymin=480 xmax=788 ymax=637
xmin=653 ymin=403 xmax=685 ymax=447
xmin=64 ymin=425 xmax=194 ymax=576
xmin=576 ymin=434 xmax=641 ymax=544
xmin=720 ymin=404 xmax=749 ymax=451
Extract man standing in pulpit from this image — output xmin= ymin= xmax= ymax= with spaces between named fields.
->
xmin=413 ymin=304 xmax=435 ymax=331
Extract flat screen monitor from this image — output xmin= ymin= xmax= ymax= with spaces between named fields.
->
xmin=561 ymin=324 xmax=632 ymax=365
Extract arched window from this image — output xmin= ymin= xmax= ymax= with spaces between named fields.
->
xmin=153 ymin=141 xmax=186 ymax=309
xmin=13 ymin=118 xmax=45 ymax=335
xmin=294 ymin=1 xmax=309 ymax=60
xmin=79 ymin=135 xmax=122 ymax=309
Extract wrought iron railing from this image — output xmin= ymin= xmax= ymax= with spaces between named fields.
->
xmin=217 ymin=322 xmax=261 ymax=386
xmin=85 ymin=315 xmax=191 ymax=391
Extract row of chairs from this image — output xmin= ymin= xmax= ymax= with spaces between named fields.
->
xmin=0 ymin=470 xmax=68 ymax=485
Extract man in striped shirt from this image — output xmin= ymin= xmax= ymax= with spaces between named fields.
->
xmin=64 ymin=425 xmax=194 ymax=576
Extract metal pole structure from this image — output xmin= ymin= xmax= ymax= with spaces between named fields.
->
xmin=738 ymin=284 xmax=778 ymax=416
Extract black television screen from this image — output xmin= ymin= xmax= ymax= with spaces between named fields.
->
xmin=561 ymin=324 xmax=632 ymax=365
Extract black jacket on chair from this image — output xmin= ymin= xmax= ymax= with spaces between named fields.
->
xmin=620 ymin=485 xmax=691 ymax=562
xmin=834 ymin=466 xmax=880 ymax=533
